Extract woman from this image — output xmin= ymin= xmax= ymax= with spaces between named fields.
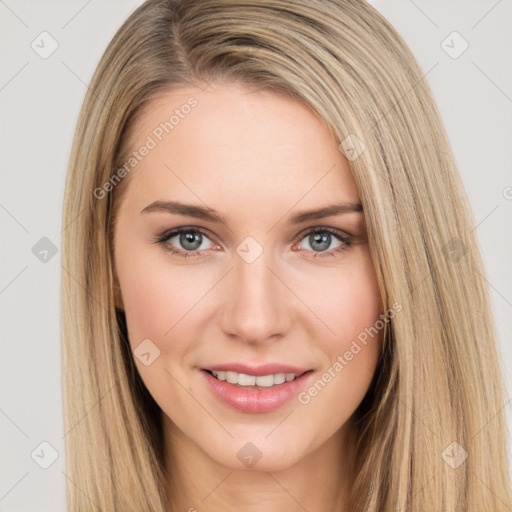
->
xmin=60 ymin=0 xmax=512 ymax=510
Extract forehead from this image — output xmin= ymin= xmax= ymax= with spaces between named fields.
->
xmin=118 ymin=83 xmax=360 ymax=217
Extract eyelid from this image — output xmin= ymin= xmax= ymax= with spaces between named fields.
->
xmin=293 ymin=225 xmax=352 ymax=243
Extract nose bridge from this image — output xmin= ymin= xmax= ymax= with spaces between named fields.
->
xmin=219 ymin=240 xmax=291 ymax=343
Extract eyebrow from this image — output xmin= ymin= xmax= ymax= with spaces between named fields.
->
xmin=140 ymin=200 xmax=363 ymax=224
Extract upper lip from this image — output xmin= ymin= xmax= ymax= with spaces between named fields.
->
xmin=203 ymin=363 xmax=312 ymax=377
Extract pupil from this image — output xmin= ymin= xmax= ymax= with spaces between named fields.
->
xmin=180 ymin=231 xmax=202 ymax=250
xmin=310 ymin=232 xmax=330 ymax=251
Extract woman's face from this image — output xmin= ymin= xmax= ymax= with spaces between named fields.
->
xmin=113 ymin=83 xmax=383 ymax=471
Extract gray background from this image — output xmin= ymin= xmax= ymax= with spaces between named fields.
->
xmin=1 ymin=1 xmax=511 ymax=510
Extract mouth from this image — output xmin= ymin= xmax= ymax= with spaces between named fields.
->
xmin=200 ymin=364 xmax=314 ymax=413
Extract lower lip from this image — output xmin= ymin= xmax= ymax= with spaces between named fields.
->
xmin=201 ymin=370 xmax=314 ymax=413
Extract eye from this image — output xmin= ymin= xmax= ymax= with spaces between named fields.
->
xmin=294 ymin=228 xmax=351 ymax=259
xmin=155 ymin=227 xmax=219 ymax=259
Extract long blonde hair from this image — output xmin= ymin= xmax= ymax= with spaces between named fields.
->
xmin=61 ymin=0 xmax=511 ymax=510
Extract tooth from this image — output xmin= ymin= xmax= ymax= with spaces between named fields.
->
xmin=274 ymin=373 xmax=286 ymax=385
xmin=238 ymin=373 xmax=256 ymax=386
xmin=213 ymin=370 xmax=299 ymax=386
xmin=255 ymin=374 xmax=275 ymax=387
xmin=226 ymin=371 xmax=238 ymax=384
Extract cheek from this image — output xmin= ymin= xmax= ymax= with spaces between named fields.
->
xmin=306 ymin=253 xmax=383 ymax=350
xmin=116 ymin=243 xmax=210 ymax=349
xmin=297 ymin=254 xmax=383 ymax=412
xmin=118 ymin=268 xmax=176 ymax=346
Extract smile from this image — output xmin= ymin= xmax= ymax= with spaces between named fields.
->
xmin=201 ymin=364 xmax=314 ymax=413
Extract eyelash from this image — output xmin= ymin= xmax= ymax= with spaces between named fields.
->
xmin=153 ymin=226 xmax=352 ymax=260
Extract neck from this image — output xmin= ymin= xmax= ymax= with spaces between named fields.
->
xmin=163 ymin=416 xmax=354 ymax=512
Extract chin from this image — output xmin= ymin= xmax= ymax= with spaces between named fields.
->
xmin=201 ymin=433 xmax=312 ymax=473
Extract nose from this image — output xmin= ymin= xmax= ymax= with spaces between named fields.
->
xmin=218 ymin=249 xmax=292 ymax=345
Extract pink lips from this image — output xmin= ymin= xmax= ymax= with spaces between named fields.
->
xmin=201 ymin=363 xmax=314 ymax=413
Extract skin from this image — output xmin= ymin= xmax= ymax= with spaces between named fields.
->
xmin=113 ymin=82 xmax=383 ymax=512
